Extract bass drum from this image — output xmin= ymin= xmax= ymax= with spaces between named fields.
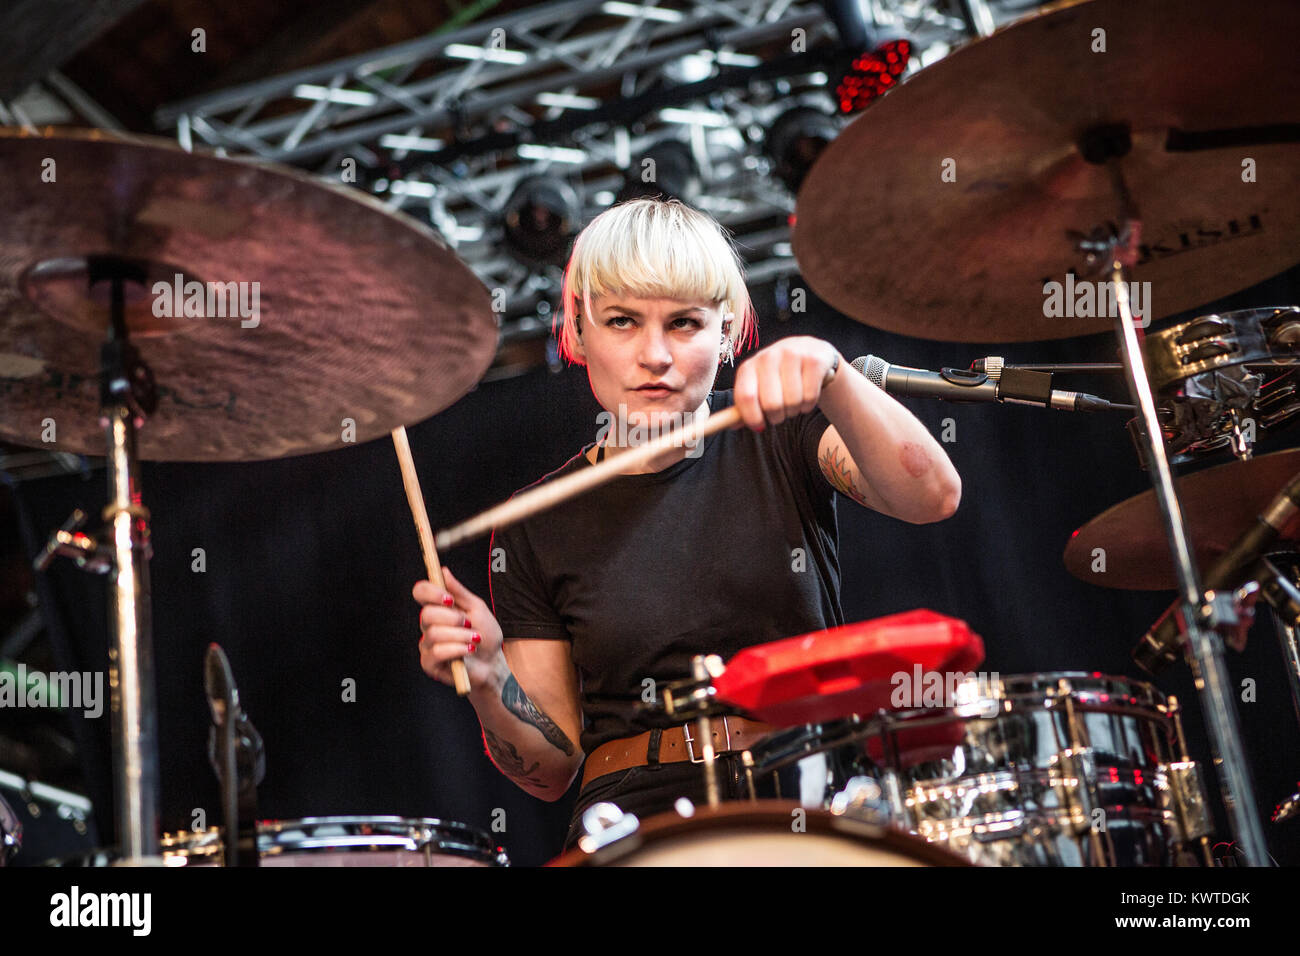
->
xmin=547 ymin=800 xmax=971 ymax=867
xmin=47 ymin=816 xmax=508 ymax=867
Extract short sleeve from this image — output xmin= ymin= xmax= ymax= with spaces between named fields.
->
xmin=776 ymin=405 xmax=833 ymax=496
xmin=488 ymin=520 xmax=570 ymax=640
xmin=800 ymin=407 xmax=832 ymax=491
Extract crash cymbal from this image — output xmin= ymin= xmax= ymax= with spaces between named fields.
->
xmin=0 ymin=128 xmax=496 ymax=461
xmin=1064 ymin=449 xmax=1300 ymax=590
xmin=793 ymin=0 xmax=1300 ymax=342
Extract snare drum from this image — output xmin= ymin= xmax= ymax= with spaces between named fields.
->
xmin=548 ymin=800 xmax=970 ymax=866
xmin=869 ymin=672 xmax=1212 ymax=867
xmin=48 ymin=815 xmax=508 ymax=867
xmin=745 ymin=673 xmax=1213 ymax=866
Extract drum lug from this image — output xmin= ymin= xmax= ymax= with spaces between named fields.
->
xmin=1167 ymin=761 xmax=1214 ymax=841
xmin=879 ymin=770 xmax=913 ymax=829
xmin=829 ymin=776 xmax=892 ymax=826
xmin=577 ymin=802 xmax=641 ymax=855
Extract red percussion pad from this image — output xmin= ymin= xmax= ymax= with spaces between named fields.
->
xmin=714 ymin=610 xmax=985 ymax=727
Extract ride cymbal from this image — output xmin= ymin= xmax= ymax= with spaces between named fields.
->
xmin=1065 ymin=449 xmax=1300 ymax=590
xmin=0 ymin=128 xmax=497 ymax=461
xmin=793 ymin=0 xmax=1300 ymax=342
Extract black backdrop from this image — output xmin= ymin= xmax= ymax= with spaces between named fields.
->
xmin=13 ymin=263 xmax=1300 ymax=867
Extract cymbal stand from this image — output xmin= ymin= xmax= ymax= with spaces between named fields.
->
xmin=33 ymin=255 xmax=160 ymax=861
xmin=1248 ymin=556 xmax=1300 ymax=823
xmin=1077 ymin=125 xmax=1269 ymax=865
xmin=659 ymin=655 xmax=728 ymax=808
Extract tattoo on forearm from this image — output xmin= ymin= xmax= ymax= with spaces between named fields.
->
xmin=483 ymin=726 xmax=550 ymax=789
xmin=818 ymin=445 xmax=873 ymax=507
xmin=502 ymin=674 xmax=576 ymax=756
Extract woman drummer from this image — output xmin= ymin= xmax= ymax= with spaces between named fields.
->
xmin=413 ymin=197 xmax=961 ymax=851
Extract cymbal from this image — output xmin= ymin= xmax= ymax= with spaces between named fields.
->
xmin=0 ymin=128 xmax=497 ymax=461
xmin=793 ymin=0 xmax=1300 ymax=342
xmin=1064 ymin=449 xmax=1300 ymax=590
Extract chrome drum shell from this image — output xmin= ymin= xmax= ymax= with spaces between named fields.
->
xmin=746 ymin=672 xmax=1212 ymax=866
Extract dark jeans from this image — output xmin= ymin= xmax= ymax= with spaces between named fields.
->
xmin=562 ymin=754 xmax=800 ymax=852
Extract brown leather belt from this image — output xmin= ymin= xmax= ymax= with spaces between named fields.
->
xmin=580 ymin=716 xmax=774 ymax=791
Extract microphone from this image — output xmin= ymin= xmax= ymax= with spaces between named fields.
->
xmin=852 ymin=355 xmax=1124 ymax=412
xmin=204 ymin=644 xmax=264 ymax=867
xmin=204 ymin=645 xmax=266 ymax=787
xmin=204 ymin=642 xmax=237 ymax=726
xmin=1133 ymin=471 xmax=1300 ymax=674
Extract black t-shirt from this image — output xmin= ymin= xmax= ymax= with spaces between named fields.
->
xmin=487 ymin=389 xmax=844 ymax=756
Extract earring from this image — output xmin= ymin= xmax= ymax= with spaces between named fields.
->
xmin=720 ymin=337 xmax=735 ymax=366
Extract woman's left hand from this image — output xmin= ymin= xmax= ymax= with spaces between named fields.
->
xmin=731 ymin=335 xmax=841 ymax=432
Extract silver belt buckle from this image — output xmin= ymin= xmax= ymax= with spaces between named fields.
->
xmin=683 ymin=716 xmax=732 ymax=763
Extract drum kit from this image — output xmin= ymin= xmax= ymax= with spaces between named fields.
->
xmin=3 ymin=0 xmax=1300 ymax=866
xmin=553 ymin=0 xmax=1300 ymax=866
xmin=552 ymin=616 xmax=1213 ymax=867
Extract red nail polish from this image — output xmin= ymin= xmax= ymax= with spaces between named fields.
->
xmin=462 ymin=616 xmax=473 ymax=629
xmin=467 ymin=643 xmax=477 ymax=653
xmin=471 ymin=634 xmax=482 ymax=644
xmin=441 ymin=594 xmax=454 ymax=607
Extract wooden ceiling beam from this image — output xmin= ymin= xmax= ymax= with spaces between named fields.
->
xmin=0 ymin=0 xmax=148 ymax=99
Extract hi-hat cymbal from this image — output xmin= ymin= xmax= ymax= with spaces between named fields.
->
xmin=1064 ymin=449 xmax=1300 ymax=590
xmin=793 ymin=0 xmax=1300 ymax=342
xmin=0 ymin=128 xmax=497 ymax=461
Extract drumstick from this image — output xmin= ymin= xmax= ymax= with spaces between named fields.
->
xmin=392 ymin=426 xmax=472 ymax=696
xmin=435 ymin=404 xmax=743 ymax=550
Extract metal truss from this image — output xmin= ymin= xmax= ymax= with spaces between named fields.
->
xmin=0 ymin=70 xmax=124 ymax=132
xmin=154 ymin=0 xmax=1034 ymax=365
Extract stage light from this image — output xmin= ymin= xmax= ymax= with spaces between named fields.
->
xmin=819 ymin=0 xmax=915 ymax=113
xmin=535 ymin=92 xmax=600 ymax=110
xmin=379 ymin=135 xmax=445 ymax=152
xmin=658 ymin=107 xmax=730 ymax=128
xmin=501 ymin=175 xmax=582 ymax=268
xmin=834 ymin=37 xmax=913 ymax=113
xmin=388 ymin=180 xmax=437 ymax=198
xmin=615 ymin=139 xmax=699 ymax=205
xmin=292 ymin=84 xmax=377 ymax=106
xmin=601 ymin=1 xmax=683 ymax=22
xmin=445 ymin=43 xmax=528 ymax=65
xmin=764 ymin=106 xmax=838 ymax=193
xmin=517 ymin=144 xmax=589 ymax=163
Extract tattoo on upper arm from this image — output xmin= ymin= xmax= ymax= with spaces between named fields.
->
xmin=502 ymin=674 xmax=576 ymax=756
xmin=818 ymin=444 xmax=874 ymax=508
xmin=483 ymin=726 xmax=550 ymax=789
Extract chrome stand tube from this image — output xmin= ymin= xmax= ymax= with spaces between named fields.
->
xmin=1108 ymin=254 xmax=1269 ymax=866
xmin=105 ymin=405 xmax=158 ymax=861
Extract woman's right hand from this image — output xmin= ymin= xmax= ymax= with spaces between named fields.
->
xmin=413 ymin=566 xmax=504 ymax=694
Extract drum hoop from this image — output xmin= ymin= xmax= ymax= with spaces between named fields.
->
xmin=81 ymin=815 xmax=507 ymax=866
xmin=877 ymin=671 xmax=1170 ymax=724
xmin=548 ymin=801 xmax=972 ymax=867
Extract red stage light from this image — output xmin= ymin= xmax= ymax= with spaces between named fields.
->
xmin=835 ymin=39 xmax=913 ymax=114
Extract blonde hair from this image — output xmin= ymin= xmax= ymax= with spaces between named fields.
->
xmin=555 ymin=197 xmax=757 ymax=366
